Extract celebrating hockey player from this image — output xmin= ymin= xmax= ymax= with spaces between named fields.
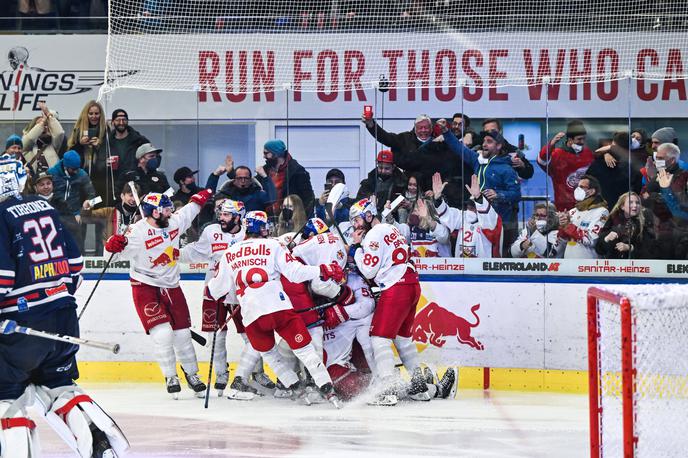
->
xmin=0 ymin=155 xmax=129 ymax=457
xmin=349 ymin=197 xmax=428 ymax=403
xmin=207 ymin=210 xmax=345 ymax=407
xmin=104 ymin=188 xmax=213 ymax=398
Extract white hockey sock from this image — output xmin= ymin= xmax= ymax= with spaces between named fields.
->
xmin=309 ymin=326 xmax=324 ymax=359
xmin=261 ymin=347 xmax=299 ymax=387
xmin=149 ymin=324 xmax=176 ymax=378
xmin=209 ymin=330 xmax=228 ymax=375
xmin=370 ymin=336 xmax=395 ymax=379
xmin=172 ymin=328 xmax=199 ymax=375
xmin=393 ymin=336 xmax=420 ymax=373
xmin=277 ymin=338 xmax=299 ymax=370
xmin=356 ymin=327 xmax=376 ymax=377
xmin=292 ymin=344 xmax=332 ymax=388
xmin=235 ymin=339 xmax=261 ymax=380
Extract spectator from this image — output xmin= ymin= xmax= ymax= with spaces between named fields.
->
xmin=108 ymin=108 xmax=150 ymax=182
xmin=171 ymin=167 xmax=201 ymax=205
xmin=82 ymin=182 xmax=143 ymax=247
xmin=396 ymin=173 xmax=421 ymax=224
xmin=587 ymin=131 xmax=643 ymax=210
xmin=631 ymin=128 xmax=651 ymax=161
xmin=481 ymin=118 xmax=534 ymax=180
xmin=537 ymin=120 xmax=594 ymax=212
xmin=30 ymin=171 xmax=69 ymax=214
xmin=657 ymin=168 xmax=688 ymax=221
xmin=431 ymin=172 xmax=502 ymax=258
xmin=361 ymin=113 xmax=432 ymax=169
xmin=396 ymin=197 xmax=451 ymax=258
xmin=22 ymin=101 xmax=64 ymax=174
xmin=68 ymin=100 xmax=110 ymax=200
xmin=596 ymin=192 xmax=655 ymax=259
xmin=451 ymin=112 xmax=475 ymax=146
xmin=277 ymin=194 xmax=308 ymax=236
xmin=117 ymin=143 xmax=171 ymax=195
xmin=443 ymin=128 xmax=521 ymax=244
xmin=355 ymin=149 xmax=407 ymax=215
xmin=47 ymin=150 xmax=97 ymax=251
xmin=260 ymin=139 xmax=315 ymax=216
xmin=556 ymin=175 xmax=608 ymax=259
xmin=510 ymin=202 xmax=561 ymax=258
xmin=315 ymin=168 xmax=353 ymax=224
xmin=4 ymin=134 xmax=23 ymax=160
xmin=218 ymin=165 xmax=275 ymax=213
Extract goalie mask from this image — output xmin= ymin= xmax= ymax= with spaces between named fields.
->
xmin=303 ymin=217 xmax=329 ymax=238
xmin=244 ymin=210 xmax=269 ymax=237
xmin=217 ymin=199 xmax=245 ymax=233
xmin=0 ymin=155 xmax=27 ymax=202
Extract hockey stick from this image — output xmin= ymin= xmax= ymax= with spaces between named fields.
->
xmin=78 ymin=181 xmax=142 ymax=321
xmin=0 ymin=320 xmax=120 ymax=354
xmin=204 ymin=299 xmax=222 ymax=409
xmin=295 ymin=302 xmax=335 ymax=314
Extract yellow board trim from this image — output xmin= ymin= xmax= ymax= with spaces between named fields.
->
xmin=77 ymin=362 xmax=588 ymax=393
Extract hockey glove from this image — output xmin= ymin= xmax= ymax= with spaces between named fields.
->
xmin=320 ymin=262 xmax=345 ymax=283
xmin=191 ymin=188 xmax=213 ymax=206
xmin=323 ymin=304 xmax=350 ymax=329
xmin=105 ymin=234 xmax=128 ymax=253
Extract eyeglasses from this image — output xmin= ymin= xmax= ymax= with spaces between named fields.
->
xmin=235 ymin=176 xmax=251 ymax=181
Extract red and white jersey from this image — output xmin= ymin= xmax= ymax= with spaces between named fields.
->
xmin=354 ymin=223 xmax=411 ymax=291
xmin=292 ymin=232 xmax=347 ymax=269
xmin=323 ymin=274 xmax=376 ymax=369
xmin=108 ymin=202 xmax=201 ymax=288
xmin=510 ymin=228 xmax=561 ymax=258
xmin=559 ymin=206 xmax=609 ymax=259
xmin=207 ymin=237 xmax=321 ymax=326
xmin=180 ymin=223 xmax=246 ymax=283
xmin=436 ymin=198 xmax=502 ymax=258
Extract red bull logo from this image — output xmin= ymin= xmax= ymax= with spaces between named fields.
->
xmin=412 ymin=302 xmax=484 ymax=350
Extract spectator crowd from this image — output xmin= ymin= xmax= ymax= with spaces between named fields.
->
xmin=3 ymin=98 xmax=687 ymax=260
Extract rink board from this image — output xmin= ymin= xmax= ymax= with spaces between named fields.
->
xmin=74 ymin=257 xmax=688 ymax=392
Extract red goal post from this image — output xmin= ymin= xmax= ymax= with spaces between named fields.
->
xmin=587 ymin=285 xmax=688 ymax=458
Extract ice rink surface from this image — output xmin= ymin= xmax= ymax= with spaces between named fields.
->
xmin=37 ymin=383 xmax=589 ymax=458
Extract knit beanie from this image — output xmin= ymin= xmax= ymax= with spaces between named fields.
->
xmin=652 ymin=127 xmax=678 ymax=145
xmin=63 ymin=150 xmax=81 ymax=169
xmin=263 ymin=139 xmax=287 ymax=157
xmin=5 ymin=134 xmax=22 ymax=150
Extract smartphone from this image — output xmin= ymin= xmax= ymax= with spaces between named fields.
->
xmin=88 ymin=127 xmax=98 ymax=138
xmin=324 ymin=183 xmax=333 ymax=191
xmin=518 ymin=134 xmax=525 ymax=150
xmin=363 ymin=105 xmax=373 ymax=120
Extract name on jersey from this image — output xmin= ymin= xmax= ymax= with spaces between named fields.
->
xmin=225 ymin=245 xmax=271 ymax=263
xmin=31 ymin=258 xmax=69 ymax=281
xmin=7 ymin=199 xmax=52 ymax=218
xmin=383 ymin=229 xmax=405 ymax=249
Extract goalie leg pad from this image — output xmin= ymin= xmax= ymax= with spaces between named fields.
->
xmin=0 ymin=398 xmax=40 ymax=458
xmin=149 ymin=323 xmax=176 ymax=378
xmin=31 ymin=384 xmax=129 ymax=458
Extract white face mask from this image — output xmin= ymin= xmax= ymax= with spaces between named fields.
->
xmin=535 ymin=219 xmax=547 ymax=232
xmin=464 ymin=210 xmax=478 ymax=224
xmin=631 ymin=138 xmax=641 ymax=150
xmin=653 ymin=152 xmax=667 ymax=169
xmin=571 ymin=144 xmax=583 ymax=153
xmin=574 ymin=186 xmax=587 ymax=202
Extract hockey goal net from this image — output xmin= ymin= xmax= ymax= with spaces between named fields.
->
xmin=587 ymin=285 xmax=688 ymax=458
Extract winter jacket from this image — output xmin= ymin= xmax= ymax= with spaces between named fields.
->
xmin=261 ymin=154 xmax=315 ymax=217
xmin=586 ymin=153 xmax=642 ymax=211
xmin=47 ymin=160 xmax=97 ymax=216
xmin=356 ymin=167 xmax=407 ymax=215
xmin=22 ymin=116 xmax=64 ymax=174
xmin=595 ymin=208 xmax=655 ymax=259
xmin=219 ymin=178 xmax=276 ymax=213
xmin=117 ymin=166 xmax=171 ymax=197
xmin=108 ymin=126 xmax=150 ymax=180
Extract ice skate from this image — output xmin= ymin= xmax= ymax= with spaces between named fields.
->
xmin=183 ymin=372 xmax=207 ymax=398
xmin=289 ymin=381 xmax=312 ymax=405
xmin=166 ymin=376 xmax=181 ymax=399
xmin=407 ymin=367 xmax=431 ymax=401
xmin=91 ymin=422 xmax=117 ymax=458
xmin=423 ymin=366 xmax=435 ymax=384
xmin=252 ymin=371 xmax=277 ymax=391
xmin=226 ymin=376 xmax=259 ymax=400
xmin=214 ymin=371 xmax=229 ymax=397
xmin=436 ymin=367 xmax=458 ymax=399
xmin=273 ymin=379 xmax=293 ymax=399
xmin=367 ymin=376 xmax=400 ymax=406
xmin=319 ymin=383 xmax=343 ymax=409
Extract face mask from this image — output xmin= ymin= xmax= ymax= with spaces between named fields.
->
xmin=281 ymin=208 xmax=293 ymax=221
xmin=146 ymin=156 xmax=160 ymax=172
xmin=631 ymin=138 xmax=641 ymax=150
xmin=655 ymin=159 xmax=666 ymax=169
xmin=266 ymin=157 xmax=279 ymax=168
xmin=574 ymin=186 xmax=587 ymax=202
xmin=571 ymin=144 xmax=583 ymax=153
xmin=464 ymin=210 xmax=478 ymax=224
xmin=123 ymin=202 xmax=137 ymax=213
xmin=535 ymin=219 xmax=548 ymax=232
xmin=477 ymin=154 xmax=489 ymax=165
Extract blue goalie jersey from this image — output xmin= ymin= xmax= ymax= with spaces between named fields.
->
xmin=0 ymin=195 xmax=83 ymax=317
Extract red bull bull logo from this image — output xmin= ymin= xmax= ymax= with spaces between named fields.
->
xmin=412 ymin=302 xmax=484 ymax=350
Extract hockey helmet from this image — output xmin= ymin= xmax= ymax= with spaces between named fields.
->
xmin=244 ymin=210 xmax=269 ymax=235
xmin=349 ymin=198 xmax=376 ymax=224
xmin=141 ymin=192 xmax=173 ymax=217
xmin=303 ymin=217 xmax=329 ymax=238
xmin=0 ymin=155 xmax=27 ymax=202
xmin=217 ymin=199 xmax=246 ymax=218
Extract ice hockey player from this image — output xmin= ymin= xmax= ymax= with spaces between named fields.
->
xmin=207 ymin=210 xmax=345 ymax=408
xmin=348 ymin=197 xmax=429 ymax=404
xmin=104 ymin=189 xmax=213 ymax=398
xmin=0 ymin=155 xmax=129 ymax=457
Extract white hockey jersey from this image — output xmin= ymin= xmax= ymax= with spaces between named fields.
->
xmin=322 ymin=274 xmax=376 ymax=369
xmin=180 ymin=223 xmax=246 ymax=283
xmin=354 ymin=223 xmax=412 ymax=291
xmin=292 ymin=232 xmax=347 ymax=269
xmin=436 ymin=198 xmax=502 ymax=258
xmin=108 ymin=202 xmax=201 ymax=288
xmin=557 ymin=206 xmax=609 ymax=259
xmin=207 ymin=237 xmax=321 ymax=326
xmin=510 ymin=228 xmax=561 ymax=258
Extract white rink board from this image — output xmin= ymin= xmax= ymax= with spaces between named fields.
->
xmin=77 ymin=277 xmax=619 ymax=371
